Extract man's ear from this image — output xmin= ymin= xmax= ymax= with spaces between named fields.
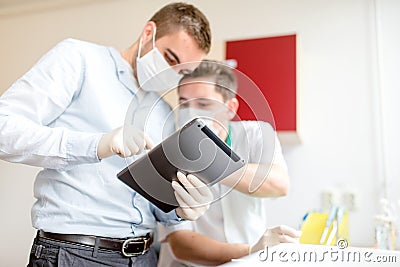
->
xmin=139 ymin=21 xmax=157 ymax=50
xmin=226 ymin=97 xmax=239 ymax=119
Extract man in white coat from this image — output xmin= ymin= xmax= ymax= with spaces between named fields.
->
xmin=157 ymin=60 xmax=301 ymax=266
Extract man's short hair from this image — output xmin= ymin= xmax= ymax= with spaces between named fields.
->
xmin=179 ymin=60 xmax=237 ymax=101
xmin=150 ymin=2 xmax=211 ymax=54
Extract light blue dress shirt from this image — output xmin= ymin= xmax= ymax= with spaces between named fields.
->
xmin=0 ymin=38 xmax=179 ymax=238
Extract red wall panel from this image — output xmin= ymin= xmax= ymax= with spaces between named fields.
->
xmin=226 ymin=34 xmax=296 ymax=131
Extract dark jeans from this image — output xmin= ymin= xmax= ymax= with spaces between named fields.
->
xmin=27 ymin=234 xmax=157 ymax=267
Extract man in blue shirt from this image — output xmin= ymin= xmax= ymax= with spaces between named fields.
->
xmin=0 ymin=3 xmax=213 ymax=266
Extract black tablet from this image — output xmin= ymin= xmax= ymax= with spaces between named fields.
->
xmin=117 ymin=118 xmax=245 ymax=213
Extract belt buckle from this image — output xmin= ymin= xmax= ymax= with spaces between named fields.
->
xmin=121 ymin=237 xmax=148 ymax=257
xmin=34 ymin=244 xmax=44 ymax=258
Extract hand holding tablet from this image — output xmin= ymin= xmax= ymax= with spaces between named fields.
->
xmin=117 ymin=119 xmax=245 ymax=214
xmin=173 ymin=172 xmax=214 ymax=220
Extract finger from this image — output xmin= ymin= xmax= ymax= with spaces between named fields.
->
xmin=176 ymin=171 xmax=188 ymax=185
xmin=278 ymin=234 xmax=300 ymax=244
xmin=187 ymin=174 xmax=213 ymax=199
xmin=120 ymin=147 xmax=132 ymax=158
xmin=174 ymin=192 xmax=198 ymax=220
xmin=143 ymin=133 xmax=154 ymax=149
xmin=132 ymin=134 xmax=145 ymax=154
xmin=184 ymin=175 xmax=213 ymax=205
xmin=125 ymin=138 xmax=139 ymax=155
xmin=176 ymin=172 xmax=203 ymax=202
xmin=178 ymin=208 xmax=196 ymax=221
xmin=271 ymin=225 xmax=302 ymax=238
xmin=172 ymin=181 xmax=197 ymax=207
xmin=175 ymin=207 xmax=187 ymax=220
xmin=172 ymin=181 xmax=198 ymax=207
xmin=174 ymin=190 xmax=189 ymax=208
xmin=176 ymin=172 xmax=196 ymax=191
xmin=118 ymin=142 xmax=132 ymax=157
xmin=177 ymin=196 xmax=207 ymax=221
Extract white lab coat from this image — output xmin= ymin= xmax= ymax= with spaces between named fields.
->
xmin=157 ymin=121 xmax=288 ymax=267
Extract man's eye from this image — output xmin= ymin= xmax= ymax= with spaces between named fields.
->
xmin=165 ymin=54 xmax=177 ymax=65
xmin=179 ymin=102 xmax=189 ymax=108
xmin=167 ymin=57 xmax=175 ymax=64
xmin=198 ymin=102 xmax=209 ymax=107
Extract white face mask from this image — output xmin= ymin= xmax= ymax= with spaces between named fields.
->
xmin=178 ymin=107 xmax=225 ymax=135
xmin=136 ymin=27 xmax=183 ymax=92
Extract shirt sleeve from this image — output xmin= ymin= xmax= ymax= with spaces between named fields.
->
xmin=0 ymin=39 xmax=101 ymax=170
xmin=272 ymin=134 xmax=288 ymax=172
xmin=149 ymin=204 xmax=184 ymax=228
xmin=157 ymin=220 xmax=194 ymax=243
xmin=252 ymin=121 xmax=288 ymax=172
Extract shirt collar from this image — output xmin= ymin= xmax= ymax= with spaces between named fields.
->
xmin=108 ymin=47 xmax=139 ymax=94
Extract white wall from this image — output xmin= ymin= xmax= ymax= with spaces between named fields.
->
xmin=0 ymin=161 xmax=38 ymax=265
xmin=261 ymin=0 xmax=380 ymax=245
xmin=375 ymin=0 xmax=400 ymax=213
xmin=0 ymin=0 xmax=398 ymax=266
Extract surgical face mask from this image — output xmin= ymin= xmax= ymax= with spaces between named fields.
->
xmin=136 ymin=27 xmax=183 ymax=92
xmin=178 ymin=107 xmax=225 ymax=135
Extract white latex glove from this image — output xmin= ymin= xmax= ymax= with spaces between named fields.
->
xmin=97 ymin=126 xmax=154 ymax=159
xmin=249 ymin=225 xmax=301 ymax=254
xmin=172 ymin=171 xmax=213 ymax=221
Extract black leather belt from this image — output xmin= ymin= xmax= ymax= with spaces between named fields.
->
xmin=38 ymin=230 xmax=153 ymax=257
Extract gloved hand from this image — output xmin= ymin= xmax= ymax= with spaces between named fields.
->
xmin=173 ymin=171 xmax=213 ymax=221
xmin=97 ymin=126 xmax=154 ymax=159
xmin=249 ymin=225 xmax=301 ymax=254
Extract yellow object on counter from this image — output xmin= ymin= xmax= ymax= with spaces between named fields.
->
xmin=299 ymin=209 xmax=349 ymax=246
